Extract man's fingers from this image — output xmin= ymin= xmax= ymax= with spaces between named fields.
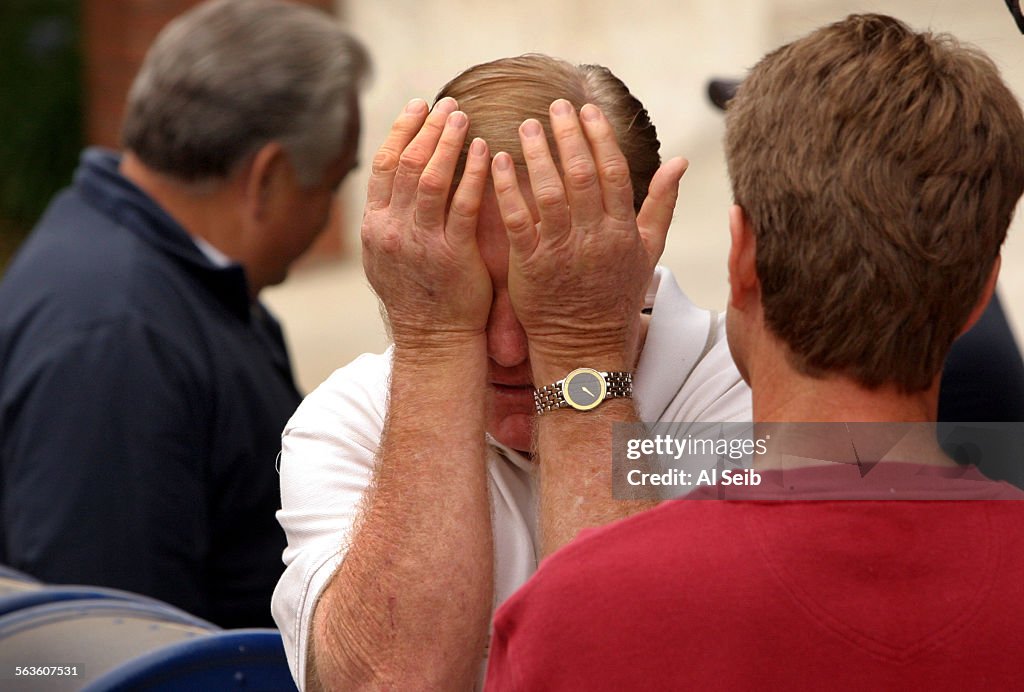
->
xmin=366 ymin=99 xmax=429 ymax=209
xmin=548 ymin=99 xmax=603 ymax=228
xmin=579 ymin=104 xmax=635 ymax=223
xmin=636 ymin=157 xmax=688 ymax=261
xmin=519 ymin=118 xmax=570 ymax=242
xmin=492 ymin=152 xmax=538 ymax=259
xmin=414 ymin=110 xmax=470 ymax=230
xmin=389 ymin=97 xmax=459 ymax=212
xmin=446 ymin=137 xmax=490 ymax=247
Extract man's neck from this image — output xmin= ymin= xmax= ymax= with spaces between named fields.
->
xmin=747 ymin=345 xmax=939 ymax=423
xmin=119 ymin=152 xmax=252 ymax=277
xmin=753 ymin=377 xmax=938 ymax=423
xmin=747 ymin=357 xmax=953 ymax=469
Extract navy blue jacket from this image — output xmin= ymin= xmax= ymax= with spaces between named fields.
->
xmin=0 ymin=149 xmax=300 ymax=627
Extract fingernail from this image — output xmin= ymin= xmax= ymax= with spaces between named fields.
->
xmin=551 ymin=99 xmax=573 ymax=116
xmin=405 ymin=98 xmax=427 ymax=114
xmin=470 ymin=138 xmax=487 ymax=156
xmin=434 ymin=97 xmax=458 ymax=113
xmin=494 ymin=153 xmax=512 ymax=171
xmin=580 ymin=104 xmax=600 ymax=122
xmin=449 ymin=111 xmax=467 ymax=128
xmin=521 ymin=119 xmax=542 ymax=138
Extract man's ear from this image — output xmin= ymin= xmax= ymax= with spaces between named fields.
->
xmin=727 ymin=204 xmax=759 ymax=310
xmin=242 ymin=142 xmax=290 ymax=222
xmin=959 ymin=255 xmax=1001 ymax=337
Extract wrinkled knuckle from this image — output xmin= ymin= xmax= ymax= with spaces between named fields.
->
xmin=371 ymin=148 xmax=399 ymax=176
xmin=534 ymin=184 xmax=564 ymax=210
xmin=361 ymin=221 xmax=402 ymax=254
xmin=378 ymin=231 xmax=402 ymax=254
xmin=555 ymin=126 xmax=579 ymax=145
xmin=566 ymin=159 xmax=598 ymax=189
xmin=417 ymin=170 xmax=448 ymax=198
xmin=522 ymin=145 xmax=550 ymax=165
xmin=504 ymin=208 xmax=534 ymax=232
xmin=398 ymin=147 xmax=428 ymax=173
xmin=601 ymin=161 xmax=632 ymax=189
xmin=449 ymin=194 xmax=481 ymax=221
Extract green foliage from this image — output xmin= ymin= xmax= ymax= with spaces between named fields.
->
xmin=0 ymin=0 xmax=82 ymax=269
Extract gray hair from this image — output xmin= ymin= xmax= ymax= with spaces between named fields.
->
xmin=121 ymin=0 xmax=369 ymax=186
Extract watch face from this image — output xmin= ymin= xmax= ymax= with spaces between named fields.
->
xmin=561 ymin=368 xmax=607 ymax=411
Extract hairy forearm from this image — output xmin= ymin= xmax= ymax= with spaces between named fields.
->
xmin=310 ymin=341 xmax=493 ymax=690
xmin=536 ymin=397 xmax=657 ymax=557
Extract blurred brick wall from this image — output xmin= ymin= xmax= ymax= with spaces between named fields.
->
xmin=82 ymin=0 xmax=346 ymax=260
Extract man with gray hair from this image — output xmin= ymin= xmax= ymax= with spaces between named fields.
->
xmin=0 ymin=0 xmax=367 ymax=628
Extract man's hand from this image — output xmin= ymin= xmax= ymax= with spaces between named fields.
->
xmin=491 ymin=99 xmax=684 ymax=553
xmin=362 ymin=97 xmax=493 ymax=352
xmin=490 ymin=99 xmax=687 ymax=383
xmin=311 ymin=100 xmax=496 ymax=689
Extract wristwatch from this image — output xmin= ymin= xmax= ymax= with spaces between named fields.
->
xmin=534 ymin=368 xmax=633 ymax=414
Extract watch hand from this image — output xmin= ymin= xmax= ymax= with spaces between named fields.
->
xmin=582 ymin=386 xmax=595 ymax=397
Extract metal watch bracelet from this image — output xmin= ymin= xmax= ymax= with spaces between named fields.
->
xmin=534 ymin=371 xmax=633 ymax=414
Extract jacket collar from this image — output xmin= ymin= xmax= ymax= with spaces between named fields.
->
xmin=75 ymin=148 xmax=253 ymax=319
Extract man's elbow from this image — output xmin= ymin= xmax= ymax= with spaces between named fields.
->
xmin=307 ymin=589 xmax=380 ymax=691
xmin=308 ymin=608 xmax=479 ymax=691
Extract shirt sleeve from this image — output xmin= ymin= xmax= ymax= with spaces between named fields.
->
xmin=1 ymin=314 xmax=212 ymax=615
xmin=271 ymin=350 xmax=391 ymax=689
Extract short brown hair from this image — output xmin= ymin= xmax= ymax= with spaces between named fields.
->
xmin=725 ymin=14 xmax=1024 ymax=392
xmin=435 ymin=54 xmax=660 ymax=212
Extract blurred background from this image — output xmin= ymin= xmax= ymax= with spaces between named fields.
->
xmin=2 ymin=0 xmax=1023 ymax=393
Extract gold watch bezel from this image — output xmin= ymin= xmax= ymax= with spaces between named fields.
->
xmin=560 ymin=368 xmax=607 ymax=411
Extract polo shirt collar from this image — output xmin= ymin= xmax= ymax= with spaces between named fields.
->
xmin=634 ymin=267 xmax=718 ymax=422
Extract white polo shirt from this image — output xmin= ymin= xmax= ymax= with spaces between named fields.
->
xmin=271 ymin=266 xmax=752 ymax=687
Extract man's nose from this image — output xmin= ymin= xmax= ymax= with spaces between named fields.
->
xmin=487 ymin=293 xmax=529 ymax=368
